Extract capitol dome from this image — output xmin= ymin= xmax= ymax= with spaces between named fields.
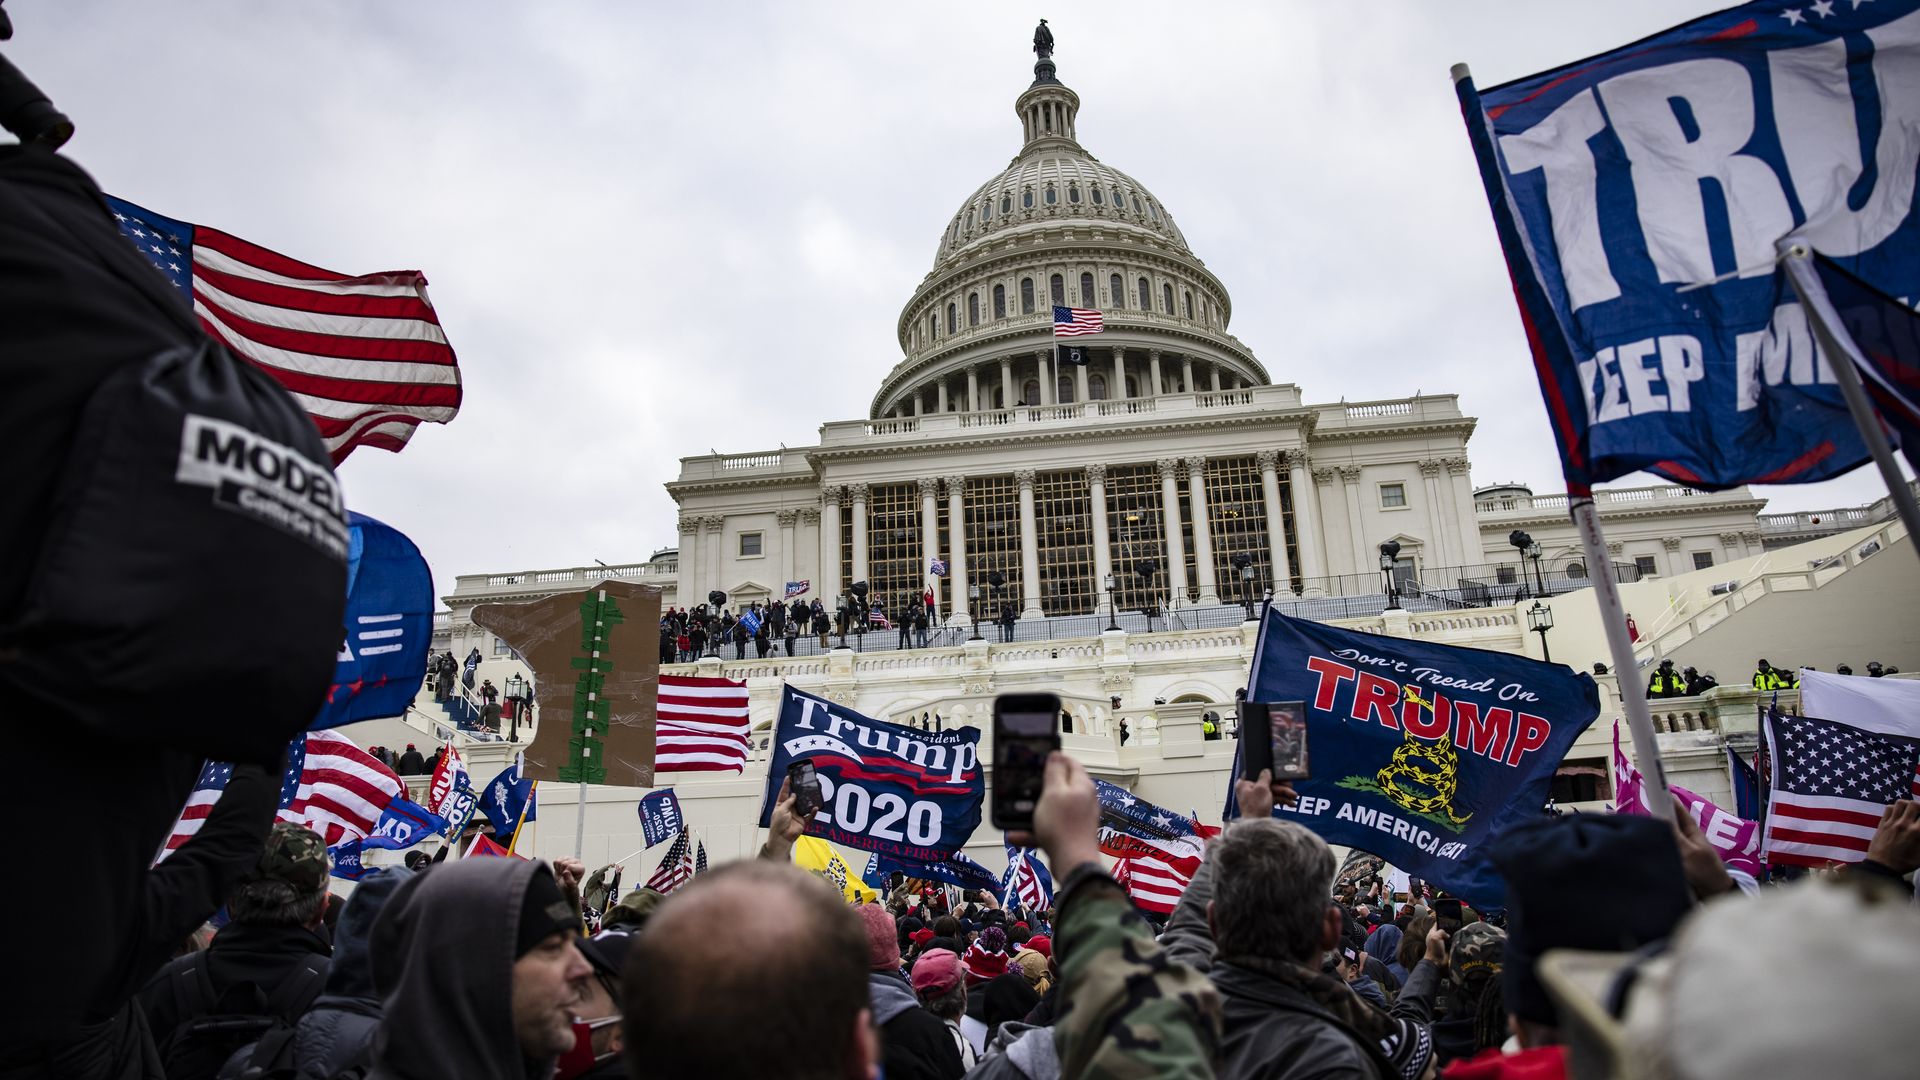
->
xmin=872 ymin=30 xmax=1268 ymax=419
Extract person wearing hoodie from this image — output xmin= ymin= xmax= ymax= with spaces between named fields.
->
xmin=856 ymin=903 xmax=964 ymax=1079
xmin=364 ymin=858 xmax=592 ymax=1080
xmin=219 ymin=866 xmax=412 ymax=1079
xmin=1364 ymin=923 xmax=1407 ymax=984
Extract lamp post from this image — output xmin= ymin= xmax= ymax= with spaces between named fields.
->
xmin=1507 ymin=530 xmax=1534 ymax=600
xmin=1134 ymin=559 xmax=1160 ymax=632
xmin=1104 ymin=573 xmax=1121 ymax=632
xmin=1231 ymin=551 xmax=1256 ymax=621
xmin=968 ymin=584 xmax=984 ymax=641
xmin=1526 ymin=539 xmax=1547 ymax=595
xmin=1379 ymin=540 xmax=1402 ymax=611
xmin=504 ymin=673 xmax=526 ymax=743
xmin=1528 ymin=600 xmax=1555 ymax=663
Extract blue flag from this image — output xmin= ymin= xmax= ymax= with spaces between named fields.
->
xmin=1727 ymin=745 xmax=1762 ymax=822
xmin=637 ymin=789 xmax=685 ymax=848
xmin=481 ymin=758 xmax=537 ymax=840
xmin=1239 ymin=610 xmax=1601 ymax=909
xmin=1809 ymin=253 xmax=1920 ymax=473
xmin=758 ymin=685 xmax=983 ymax=862
xmin=1457 ymin=0 xmax=1920 ymax=489
xmin=868 ymin=850 xmax=1002 ymax=893
xmin=1000 ymin=846 xmax=1056 ymax=911
xmin=312 ymin=512 xmax=434 ymax=730
xmin=1094 ymin=778 xmax=1203 ymax=860
xmin=330 ymin=840 xmax=368 ymax=881
xmin=360 ymin=797 xmax=449 ymax=852
xmin=739 ymin=608 xmax=763 ymax=635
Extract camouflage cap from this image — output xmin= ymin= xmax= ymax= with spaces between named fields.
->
xmin=1451 ymin=921 xmax=1507 ymax=986
xmin=254 ymin=822 xmax=330 ymax=893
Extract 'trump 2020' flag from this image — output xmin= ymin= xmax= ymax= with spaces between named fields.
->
xmin=1242 ymin=610 xmax=1601 ymax=909
xmin=313 ymin=512 xmax=433 ymax=731
xmin=758 ymin=685 xmax=984 ymax=862
xmin=636 ymin=789 xmax=685 ymax=848
xmin=1095 ymin=778 xmax=1205 ymax=861
xmin=1456 ymin=1 xmax=1920 ymax=489
xmin=104 ymin=196 xmax=462 ymax=462
xmin=358 ymin=797 xmax=449 ymax=852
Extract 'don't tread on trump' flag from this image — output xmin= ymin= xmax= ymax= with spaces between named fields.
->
xmin=104 ymin=196 xmax=462 ymax=462
xmin=1455 ymin=0 xmax=1920 ymax=490
xmin=1238 ymin=609 xmax=1601 ymax=909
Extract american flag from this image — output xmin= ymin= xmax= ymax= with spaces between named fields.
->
xmin=1000 ymin=846 xmax=1054 ymax=911
xmin=1762 ymin=708 xmax=1920 ymax=867
xmin=645 ymin=829 xmax=696 ymax=894
xmin=1053 ymin=305 xmax=1104 ymax=337
xmin=165 ymin=730 xmax=406 ymax=853
xmin=1118 ymin=849 xmax=1201 ymax=915
xmin=104 ymin=195 xmax=462 ymax=463
xmin=695 ymin=839 xmax=709 ymax=875
xmin=655 ymin=675 xmax=752 ymax=774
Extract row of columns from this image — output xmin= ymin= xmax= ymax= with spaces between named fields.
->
xmin=891 ymin=347 xmax=1249 ymax=417
xmin=810 ymin=450 xmax=1332 ymax=623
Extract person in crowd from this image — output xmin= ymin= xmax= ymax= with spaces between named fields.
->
xmin=1867 ymin=660 xmax=1887 ymax=677
xmin=140 ymin=824 xmax=335 ymax=1079
xmin=911 ymin=949 xmax=980 ymax=1072
xmin=553 ymin=929 xmax=635 ymax=1080
xmin=1119 ymin=718 xmax=1130 ymax=745
xmin=479 ymin=678 xmax=499 ymax=710
xmin=731 ymin=617 xmax=749 ymax=660
xmin=688 ymin=619 xmax=708 ymax=659
xmin=856 ymin=903 xmax=965 ymax=1079
xmin=219 ymin=865 xmax=411 ymax=1080
xmin=769 ymin=598 xmax=787 ymax=638
xmin=1646 ymin=658 xmax=1684 ymax=699
xmin=1430 ymin=921 xmax=1506 ymax=1068
xmin=813 ymin=598 xmax=832 ymax=648
xmin=1682 ymin=666 xmax=1718 ymax=696
xmin=899 ymin=604 xmax=915 ymax=649
xmin=784 ymin=615 xmax=801 ymax=657
xmin=998 ymin=600 xmax=1017 ymax=643
xmin=913 ymin=602 xmax=930 ymax=649
xmin=1202 ymin=713 xmax=1221 ymax=740
xmin=1751 ymin=658 xmax=1788 ymax=690
xmin=1364 ymin=921 xmax=1407 ymax=984
xmin=658 ymin=621 xmax=676 ymax=665
xmin=1837 ymin=662 xmax=1855 ymax=676
xmin=363 ymin=858 xmax=591 ymax=1080
xmin=754 ymin=616 xmax=771 ymax=658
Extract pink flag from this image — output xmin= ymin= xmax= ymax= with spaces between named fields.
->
xmin=1611 ymin=722 xmax=1762 ymax=876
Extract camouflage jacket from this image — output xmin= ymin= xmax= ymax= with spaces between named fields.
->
xmin=1053 ymin=873 xmax=1222 ymax=1079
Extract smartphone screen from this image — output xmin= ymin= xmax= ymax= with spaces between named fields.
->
xmin=992 ymin=692 xmax=1061 ymax=830
xmin=1266 ymin=700 xmax=1310 ymax=781
xmin=1434 ymin=897 xmax=1463 ymax=935
xmin=788 ymin=759 xmax=823 ymax=817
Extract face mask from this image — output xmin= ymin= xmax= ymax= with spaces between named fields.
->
xmin=553 ymin=1014 xmax=622 ymax=1080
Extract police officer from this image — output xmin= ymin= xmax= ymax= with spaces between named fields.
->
xmin=1647 ymin=659 xmax=1684 ymax=699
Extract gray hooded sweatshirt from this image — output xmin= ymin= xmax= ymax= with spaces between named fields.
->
xmin=364 ymin=857 xmax=554 ymax=1080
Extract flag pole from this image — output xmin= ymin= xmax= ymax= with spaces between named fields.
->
xmin=507 ymin=779 xmax=537 ymax=854
xmin=1778 ymin=242 xmax=1920 ymax=561
xmin=574 ymin=781 xmax=588 ymax=861
xmin=1571 ymin=498 xmax=1675 ymax=822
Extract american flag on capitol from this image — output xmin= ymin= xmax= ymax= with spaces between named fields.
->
xmin=1053 ymin=305 xmax=1104 ymax=337
xmin=1762 ymin=706 xmax=1920 ymax=868
xmin=654 ymin=675 xmax=752 ymax=774
xmin=164 ymin=730 xmax=406 ymax=854
xmin=104 ymin=195 xmax=462 ymax=463
xmin=645 ymin=829 xmax=697 ymax=894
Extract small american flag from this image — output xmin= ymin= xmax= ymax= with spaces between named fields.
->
xmin=1118 ymin=849 xmax=1201 ymax=915
xmin=164 ymin=730 xmax=405 ymax=854
xmin=1763 ymin=707 xmax=1920 ymax=867
xmin=105 ymin=195 xmax=462 ymax=463
xmin=1001 ymin=846 xmax=1054 ymax=911
xmin=695 ymin=839 xmax=709 ymax=876
xmin=645 ymin=829 xmax=696 ymax=894
xmin=655 ymin=675 xmax=751 ymax=774
xmin=1053 ymin=305 xmax=1104 ymax=337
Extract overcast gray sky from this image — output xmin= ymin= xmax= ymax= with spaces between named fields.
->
xmin=14 ymin=1 xmax=1908 ymax=604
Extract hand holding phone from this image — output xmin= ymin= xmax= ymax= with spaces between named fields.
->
xmin=1240 ymin=700 xmax=1311 ymax=782
xmin=992 ymin=692 xmax=1062 ymax=830
xmin=787 ymin=759 xmax=824 ymax=818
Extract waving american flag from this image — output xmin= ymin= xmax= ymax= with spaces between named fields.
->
xmin=164 ymin=730 xmax=406 ymax=854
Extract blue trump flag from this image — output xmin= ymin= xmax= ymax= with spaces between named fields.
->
xmin=876 ymin=850 xmax=1002 ymax=893
xmin=313 ymin=512 xmax=434 ymax=730
xmin=759 ymin=685 xmax=983 ymax=862
xmin=1094 ymin=778 xmax=1205 ymax=860
xmin=329 ymin=840 xmax=368 ymax=881
xmin=1456 ymin=0 xmax=1920 ymax=490
xmin=1239 ymin=610 xmax=1600 ymax=909
xmin=1809 ymin=253 xmax=1920 ymax=473
xmin=481 ymin=758 xmax=537 ymax=840
xmin=637 ymin=789 xmax=684 ymax=848
xmin=360 ymin=797 xmax=449 ymax=852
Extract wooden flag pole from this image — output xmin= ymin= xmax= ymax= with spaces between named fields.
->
xmin=1571 ymin=498 xmax=1675 ymax=822
xmin=1778 ymin=243 xmax=1920 ymax=563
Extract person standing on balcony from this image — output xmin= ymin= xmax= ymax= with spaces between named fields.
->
xmin=1647 ymin=659 xmax=1685 ymax=700
xmin=397 ymin=744 xmax=426 ymax=776
xmin=1752 ymin=659 xmax=1788 ymax=690
xmin=813 ymin=599 xmax=831 ymax=649
xmin=998 ymin=601 xmax=1016 ymax=643
xmin=462 ymin=647 xmax=481 ymax=692
xmin=913 ymin=602 xmax=930 ymax=649
xmin=732 ymin=618 xmax=750 ymax=660
xmin=899 ymin=603 xmax=916 ymax=650
xmin=1683 ymin=667 xmax=1718 ymax=696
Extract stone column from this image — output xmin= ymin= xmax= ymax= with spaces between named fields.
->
xmin=1419 ymin=459 xmax=1453 ymax=568
xmin=1087 ymin=463 xmax=1113 ymax=600
xmin=1112 ymin=348 xmax=1127 ymax=400
xmin=1181 ymin=355 xmax=1195 ymax=393
xmin=967 ymin=366 xmax=980 ymax=412
xmin=678 ymin=515 xmax=701 ymax=607
xmin=1446 ymin=459 xmax=1479 ymax=567
xmin=908 ymin=393 xmax=919 ymax=417
xmin=1037 ymin=349 xmax=1055 ymax=406
xmin=1000 ymin=357 xmax=1014 ymax=410
xmin=799 ymin=508 xmax=820 ymax=593
xmin=1148 ymin=350 xmax=1163 ymax=398
xmin=1016 ymin=469 xmax=1044 ymax=618
xmin=946 ymin=475 xmax=970 ymax=624
xmin=918 ymin=477 xmax=941 ymax=621
xmin=1209 ymin=365 xmax=1222 ymax=392
xmin=1663 ymin=536 xmax=1685 ymax=577
xmin=1291 ymin=455 xmax=1327 ymax=590
xmin=848 ymin=483 xmax=869 ymax=587
xmin=1255 ymin=451 xmax=1293 ymax=592
xmin=1186 ymin=456 xmax=1219 ymax=604
xmin=1074 ymin=361 xmax=1089 ymax=404
xmin=777 ymin=509 xmax=797 ymax=595
xmin=936 ymin=381 xmax=948 ymax=413
xmin=702 ymin=515 xmax=726 ymax=598
xmin=1739 ymin=530 xmax=1762 ymax=560
xmin=1157 ymin=458 xmax=1190 ymax=603
xmin=819 ymin=487 xmax=842 ymax=601
xmin=1338 ymin=466 xmax=1366 ymax=569
xmin=1718 ymin=531 xmax=1743 ymax=564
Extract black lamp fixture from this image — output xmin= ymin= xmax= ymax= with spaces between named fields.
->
xmin=1508 ymin=529 xmax=1546 ymax=596
xmin=1231 ymin=551 xmax=1257 ymax=621
xmin=967 ymin=584 xmax=984 ymax=641
xmin=1134 ymin=559 xmax=1160 ymax=631
xmin=1378 ymin=540 xmax=1402 ymax=611
xmin=1103 ymin=572 xmax=1121 ymax=632
xmin=1527 ymin=600 xmax=1555 ymax=663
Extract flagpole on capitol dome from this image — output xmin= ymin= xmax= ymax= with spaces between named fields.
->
xmin=1778 ymin=243 xmax=1920 ymax=562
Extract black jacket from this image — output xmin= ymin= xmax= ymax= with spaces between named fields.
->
xmin=396 ymin=749 xmax=427 ymax=775
xmin=869 ymin=971 xmax=963 ymax=1080
xmin=139 ymin=922 xmax=333 ymax=1055
xmin=1210 ymin=963 xmax=1393 ymax=1080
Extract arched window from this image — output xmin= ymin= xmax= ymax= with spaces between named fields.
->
xmin=1057 ymin=374 xmax=1076 ymax=403
xmin=1138 ymin=277 xmax=1151 ymax=310
xmin=1111 ymin=274 xmax=1124 ymax=307
xmin=1050 ymin=274 xmax=1065 ymax=307
xmin=993 ymin=284 xmax=1007 ymax=319
xmin=1132 ymin=195 xmax=1143 ymax=214
xmin=982 ymin=199 xmax=992 ymax=223
xmin=1091 ymin=187 xmax=1104 ymax=205
xmin=965 ymin=209 xmax=974 ymax=230
xmin=1566 ymin=561 xmax=1588 ymax=580
xmin=1163 ymin=283 xmax=1175 ymax=313
xmin=1002 ymin=194 xmax=1013 ymax=215
xmin=946 ymin=302 xmax=957 ymax=334
xmin=1068 ymin=184 xmax=1082 ymax=204
xmin=1080 ymin=272 xmax=1095 ymax=305
xmin=1022 ymin=379 xmax=1040 ymax=406
xmin=1090 ymin=372 xmax=1108 ymax=400
xmin=1020 ymin=278 xmax=1035 ymax=315
xmin=1044 ymin=185 xmax=1058 ymax=205
xmin=1184 ymin=290 xmax=1194 ymax=318
xmin=1113 ymin=188 xmax=1125 ymax=209
xmin=1022 ymin=189 xmax=1034 ymax=209
xmin=967 ymin=292 xmax=980 ymax=327
xmin=1148 ymin=201 xmax=1160 ymax=222
xmin=929 ymin=314 xmax=937 ymax=340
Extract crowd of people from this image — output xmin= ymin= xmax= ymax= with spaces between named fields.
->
xmin=658 ymin=591 xmax=1005 ymax=663
xmin=22 ymin=740 xmax=1916 ymax=1080
xmin=1642 ymin=655 xmax=1903 ymax=699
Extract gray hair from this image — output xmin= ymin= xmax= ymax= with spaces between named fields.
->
xmin=1210 ymin=818 xmax=1337 ymax=964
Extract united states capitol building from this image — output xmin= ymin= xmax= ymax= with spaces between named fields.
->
xmin=373 ymin=32 xmax=1918 ymax=875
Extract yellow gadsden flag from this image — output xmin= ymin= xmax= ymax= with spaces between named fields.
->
xmin=792 ymin=836 xmax=879 ymax=904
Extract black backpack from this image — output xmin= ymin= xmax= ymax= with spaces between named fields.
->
xmin=159 ymin=952 xmax=328 ymax=1080
xmin=227 ymin=1004 xmax=376 ymax=1080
